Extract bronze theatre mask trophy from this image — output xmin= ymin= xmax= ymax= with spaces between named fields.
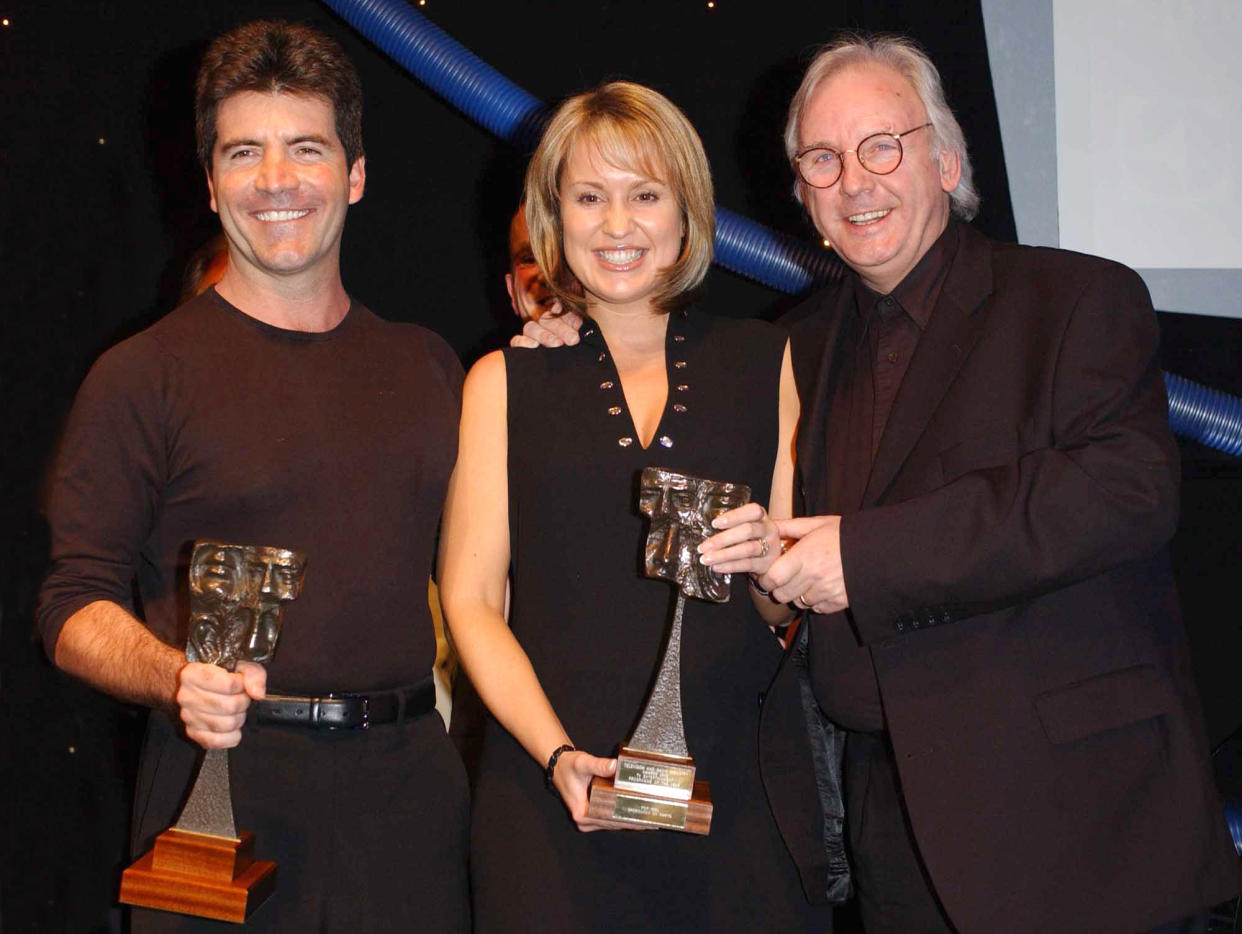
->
xmin=587 ymin=467 xmax=750 ymax=834
xmin=120 ymin=540 xmax=307 ymax=923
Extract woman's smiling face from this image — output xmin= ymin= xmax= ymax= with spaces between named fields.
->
xmin=558 ymin=137 xmax=684 ymax=316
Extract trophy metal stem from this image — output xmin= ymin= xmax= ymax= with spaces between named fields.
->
xmin=588 ymin=592 xmax=713 ymax=833
xmin=174 ymin=748 xmax=239 ymax=840
xmin=627 ymin=592 xmax=690 ymax=758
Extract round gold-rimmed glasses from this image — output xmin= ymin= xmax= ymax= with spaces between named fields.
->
xmin=793 ymin=122 xmax=933 ymax=189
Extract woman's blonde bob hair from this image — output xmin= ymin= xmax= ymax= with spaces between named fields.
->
xmin=524 ymin=81 xmax=715 ymax=316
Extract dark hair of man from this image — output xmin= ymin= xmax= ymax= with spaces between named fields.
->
xmin=194 ymin=20 xmax=364 ymax=171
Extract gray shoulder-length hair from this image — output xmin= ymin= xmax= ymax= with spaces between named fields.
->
xmin=783 ymin=32 xmax=980 ymax=221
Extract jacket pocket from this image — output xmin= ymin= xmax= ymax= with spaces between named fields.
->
xmin=1034 ymin=664 xmax=1172 ymax=745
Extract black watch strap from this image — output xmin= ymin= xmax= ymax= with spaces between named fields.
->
xmin=544 ymin=744 xmax=576 ymax=790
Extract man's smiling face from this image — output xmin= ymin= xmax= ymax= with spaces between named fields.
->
xmin=207 ymin=91 xmax=365 ymax=285
xmin=798 ymin=63 xmax=959 ymax=294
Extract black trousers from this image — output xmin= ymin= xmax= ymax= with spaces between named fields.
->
xmin=845 ymin=731 xmax=954 ymax=933
xmin=130 ymin=707 xmax=469 ymax=933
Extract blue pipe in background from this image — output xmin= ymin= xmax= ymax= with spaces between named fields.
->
xmin=324 ymin=0 xmax=548 ymax=149
xmin=323 ymin=0 xmax=1242 ymax=462
xmin=1227 ymin=801 xmax=1242 ymax=857
xmin=714 ymin=205 xmax=845 ymax=293
xmin=1165 ymin=372 xmax=1242 ymax=458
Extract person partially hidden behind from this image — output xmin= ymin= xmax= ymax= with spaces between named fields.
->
xmin=37 ymin=20 xmax=468 ymax=932
xmin=180 ymin=232 xmax=229 ymax=302
xmin=505 ymin=201 xmax=557 ymax=322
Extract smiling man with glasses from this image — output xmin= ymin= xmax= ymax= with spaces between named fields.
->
xmin=703 ymin=31 xmax=1242 ymax=934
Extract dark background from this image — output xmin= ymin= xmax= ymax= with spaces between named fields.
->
xmin=2 ymin=1 xmax=1238 ymax=930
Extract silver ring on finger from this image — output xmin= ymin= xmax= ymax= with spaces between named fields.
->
xmin=757 ymin=535 xmax=770 ymax=558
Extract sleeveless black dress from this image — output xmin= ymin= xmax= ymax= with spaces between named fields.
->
xmin=469 ymin=311 xmax=831 ymax=932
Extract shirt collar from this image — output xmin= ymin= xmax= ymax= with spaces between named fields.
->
xmin=852 ymin=218 xmax=959 ymax=332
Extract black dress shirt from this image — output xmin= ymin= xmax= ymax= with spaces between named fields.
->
xmin=810 ymin=220 xmax=960 ymax=732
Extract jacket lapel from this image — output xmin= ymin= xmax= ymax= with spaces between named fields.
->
xmin=861 ymin=225 xmax=995 ymax=506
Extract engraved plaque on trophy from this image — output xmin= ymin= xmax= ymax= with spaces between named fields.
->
xmin=120 ymin=540 xmax=307 ymax=923
xmin=587 ymin=467 xmax=750 ymax=834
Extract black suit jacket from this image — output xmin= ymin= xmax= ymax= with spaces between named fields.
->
xmin=759 ymin=224 xmax=1241 ymax=931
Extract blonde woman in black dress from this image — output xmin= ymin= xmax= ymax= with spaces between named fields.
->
xmin=439 ymin=82 xmax=829 ymax=931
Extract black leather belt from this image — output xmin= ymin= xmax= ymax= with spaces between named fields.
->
xmin=253 ymin=677 xmax=436 ymax=730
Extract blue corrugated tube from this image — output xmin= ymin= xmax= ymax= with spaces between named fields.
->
xmin=1164 ymin=372 xmax=1242 ymax=458
xmin=324 ymin=0 xmax=1241 ymax=458
xmin=714 ymin=205 xmax=844 ymax=293
xmin=1226 ymin=801 xmax=1242 ymax=857
xmin=323 ymin=0 xmax=547 ymax=149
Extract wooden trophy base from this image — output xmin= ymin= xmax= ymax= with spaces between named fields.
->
xmin=120 ymin=828 xmax=276 ymax=923
xmin=588 ymin=774 xmax=713 ymax=834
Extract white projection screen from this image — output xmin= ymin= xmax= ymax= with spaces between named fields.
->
xmin=984 ymin=0 xmax=1242 ymax=318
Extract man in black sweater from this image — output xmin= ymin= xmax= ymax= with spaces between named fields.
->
xmin=38 ymin=20 xmax=468 ymax=932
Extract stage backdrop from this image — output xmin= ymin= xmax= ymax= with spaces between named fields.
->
xmin=1 ymin=2 xmax=1237 ymax=931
